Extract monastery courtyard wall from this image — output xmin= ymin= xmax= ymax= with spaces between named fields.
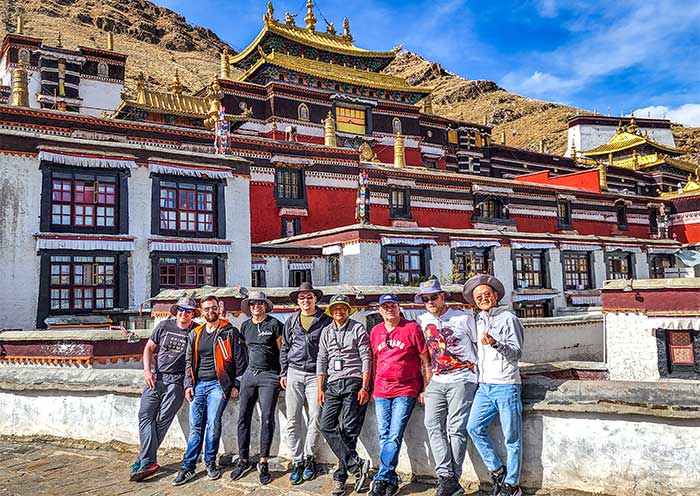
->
xmin=0 ymin=364 xmax=698 ymax=496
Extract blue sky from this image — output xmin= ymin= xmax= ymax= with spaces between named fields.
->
xmin=156 ymin=0 xmax=700 ymax=126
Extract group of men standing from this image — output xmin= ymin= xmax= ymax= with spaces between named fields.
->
xmin=129 ymin=274 xmax=524 ymax=496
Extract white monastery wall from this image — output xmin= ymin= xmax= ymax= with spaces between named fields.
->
xmin=128 ymin=167 xmax=151 ymax=309
xmin=605 ymin=312 xmax=661 ymax=381
xmin=521 ymin=316 xmax=603 ymax=363
xmin=566 ymin=123 xmax=675 ymax=156
xmin=430 ymin=244 xmax=453 ymax=282
xmin=633 ymin=252 xmax=650 ymax=279
xmin=341 ymin=241 xmax=383 ymax=286
xmin=79 ymin=79 xmax=123 ymax=117
xmin=0 ymin=154 xmax=41 ymax=329
xmin=226 ymin=175 xmax=252 ymax=287
xmin=492 ymin=246 xmax=514 ymax=305
xmin=547 ymin=249 xmax=566 ymax=309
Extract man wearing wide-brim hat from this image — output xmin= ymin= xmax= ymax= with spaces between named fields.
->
xmin=317 ymin=294 xmax=372 ymax=496
xmin=230 ymin=291 xmax=283 ymax=485
xmin=463 ymin=275 xmax=524 ymax=496
xmin=279 ymin=282 xmax=331 ymax=485
xmin=129 ymin=294 xmax=197 ymax=482
xmin=415 ymin=279 xmax=478 ymax=496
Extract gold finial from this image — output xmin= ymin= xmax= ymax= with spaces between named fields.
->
xmin=422 ymin=95 xmax=433 ymax=114
xmin=598 ymin=161 xmax=607 ymax=191
xmin=483 ymin=114 xmax=488 ymax=126
xmin=501 ymin=129 xmax=506 ymax=145
xmin=325 ymin=20 xmax=336 ymax=35
xmin=264 ymin=1 xmax=276 ymax=22
xmin=16 ymin=13 xmax=24 ymax=35
xmin=11 ymin=61 xmax=29 ymax=107
xmin=342 ymin=17 xmax=353 ymax=41
xmin=170 ymin=70 xmax=182 ymax=94
xmin=305 ymin=0 xmax=317 ymax=30
xmin=56 ymin=32 xmax=63 ymax=48
xmin=107 ymin=31 xmax=114 ymax=50
xmin=629 ymin=113 xmax=638 ymax=134
xmin=135 ymin=72 xmax=147 ymax=104
xmin=285 ymin=12 xmax=297 ymax=26
xmin=616 ymin=120 xmax=623 ymax=134
xmin=220 ymin=48 xmax=231 ymax=79
xmin=394 ymin=132 xmax=406 ymax=168
xmin=324 ymin=111 xmax=337 ymax=147
xmin=570 ymin=141 xmax=577 ymax=163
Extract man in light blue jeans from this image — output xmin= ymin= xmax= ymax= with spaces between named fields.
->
xmin=464 ymin=275 xmax=524 ymax=496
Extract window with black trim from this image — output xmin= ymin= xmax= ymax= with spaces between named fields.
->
xmin=158 ymin=256 xmax=215 ymax=289
xmin=514 ymin=250 xmax=546 ymax=289
xmin=152 ymin=176 xmax=224 ymax=239
xmin=649 ymin=254 xmax=675 ymax=279
xmin=615 ymin=201 xmax=628 ymax=230
xmin=474 ymin=196 xmax=507 ymax=220
xmin=252 ymin=269 xmax=267 ymax=288
xmin=289 ymin=269 xmax=312 ymax=286
xmin=275 ymin=168 xmax=305 ymax=206
xmin=282 ymin=218 xmax=301 ymax=238
xmin=557 ymin=199 xmax=572 ymax=229
xmin=41 ymin=167 xmax=128 ymax=234
xmin=389 ymin=189 xmax=411 ymax=219
xmin=606 ymin=252 xmax=633 ymax=280
xmin=563 ymin=252 xmax=592 ymax=290
xmin=514 ymin=301 xmax=551 ymax=318
xmin=649 ymin=207 xmax=660 ymax=235
xmin=48 ymin=254 xmax=116 ymax=311
xmin=327 ymin=254 xmax=340 ymax=283
xmin=383 ymin=246 xmax=428 ymax=285
xmin=452 ymin=248 xmax=492 ymax=283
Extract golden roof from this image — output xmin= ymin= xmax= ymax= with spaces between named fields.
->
xmin=229 ymin=17 xmax=401 ymax=66
xmin=238 ymin=49 xmax=431 ymax=94
xmin=582 ymin=129 xmax=685 ymax=157
xmin=609 ymin=152 xmax=697 ymax=173
xmin=660 ymin=166 xmax=700 ymax=198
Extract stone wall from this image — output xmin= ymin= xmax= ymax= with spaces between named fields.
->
xmin=1 ymin=366 xmax=698 ymax=495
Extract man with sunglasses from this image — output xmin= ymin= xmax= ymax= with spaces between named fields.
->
xmin=368 ymin=294 xmax=431 ymax=496
xmin=173 ymin=294 xmax=247 ymax=486
xmin=230 ymin=291 xmax=283 ymax=485
xmin=129 ymin=294 xmax=197 ymax=482
xmin=279 ymin=282 xmax=331 ymax=485
xmin=415 ymin=279 xmax=478 ymax=496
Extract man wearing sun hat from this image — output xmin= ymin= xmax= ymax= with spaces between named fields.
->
xmin=317 ymin=294 xmax=372 ymax=496
xmin=463 ymin=275 xmax=524 ymax=496
xmin=129 ymin=294 xmax=198 ymax=482
xmin=415 ymin=279 xmax=478 ymax=496
xmin=230 ymin=290 xmax=283 ymax=485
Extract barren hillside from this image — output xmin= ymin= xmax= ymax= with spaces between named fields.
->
xmin=2 ymin=0 xmax=698 ymax=164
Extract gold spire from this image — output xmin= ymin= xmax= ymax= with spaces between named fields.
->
xmin=220 ymin=48 xmax=231 ymax=79
xmin=501 ymin=129 xmax=506 ymax=145
xmin=16 ymin=13 xmax=24 ymax=35
xmin=570 ymin=141 xmax=576 ymax=163
xmin=305 ymin=0 xmax=317 ymax=31
xmin=394 ymin=132 xmax=406 ymax=168
xmin=324 ymin=111 xmax=337 ymax=147
xmin=56 ymin=32 xmax=62 ymax=48
xmin=170 ymin=70 xmax=183 ymax=94
xmin=598 ymin=161 xmax=607 ymax=191
xmin=135 ymin=72 xmax=147 ymax=104
xmin=11 ymin=61 xmax=29 ymax=107
xmin=264 ymin=1 xmax=276 ymax=22
xmin=422 ymin=95 xmax=433 ymax=114
xmin=342 ymin=17 xmax=353 ymax=42
xmin=629 ymin=113 xmax=638 ymax=134
xmin=107 ymin=31 xmax=114 ymax=51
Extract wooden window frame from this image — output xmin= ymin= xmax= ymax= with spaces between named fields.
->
xmin=513 ymin=250 xmax=547 ymax=289
xmin=274 ymin=168 xmax=306 ymax=207
xmin=557 ymin=199 xmax=573 ymax=229
xmin=389 ymin=188 xmax=411 ymax=219
xmin=451 ymin=248 xmax=493 ymax=283
xmin=562 ymin=252 xmax=593 ymax=290
xmin=382 ymin=245 xmax=430 ymax=285
xmin=605 ymin=252 xmax=634 ymax=280
xmin=150 ymin=252 xmax=225 ymax=297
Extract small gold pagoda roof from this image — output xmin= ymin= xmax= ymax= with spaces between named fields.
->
xmin=582 ymin=129 xmax=685 ymax=157
xmin=660 ymin=166 xmax=700 ymax=198
xmin=229 ymin=17 xmax=401 ymax=66
xmin=238 ymin=49 xmax=431 ymax=94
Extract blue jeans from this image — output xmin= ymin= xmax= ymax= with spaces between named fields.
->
xmin=182 ymin=380 xmax=229 ymax=470
xmin=467 ymin=384 xmax=523 ymax=486
xmin=373 ymin=396 xmax=416 ymax=484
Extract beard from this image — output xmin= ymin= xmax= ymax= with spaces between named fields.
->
xmin=204 ymin=312 xmax=219 ymax=323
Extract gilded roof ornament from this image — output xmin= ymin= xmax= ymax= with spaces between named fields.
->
xmin=220 ymin=48 xmax=231 ymax=79
xmin=56 ymin=32 xmax=63 ymax=48
xmin=342 ymin=17 xmax=353 ymax=42
xmin=16 ymin=13 xmax=24 ymax=35
xmin=305 ymin=0 xmax=317 ymax=31
xmin=11 ymin=61 xmax=29 ymax=107
xmin=264 ymin=1 xmax=276 ymax=22
xmin=170 ymin=70 xmax=183 ymax=95
xmin=135 ymin=72 xmax=147 ymax=104
xmin=628 ymin=114 xmax=638 ymax=134
xmin=106 ymin=31 xmax=114 ymax=50
xmin=285 ymin=12 xmax=297 ymax=26
xmin=325 ymin=20 xmax=336 ymax=36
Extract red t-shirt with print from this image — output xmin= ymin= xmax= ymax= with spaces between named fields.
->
xmin=370 ymin=318 xmax=428 ymax=399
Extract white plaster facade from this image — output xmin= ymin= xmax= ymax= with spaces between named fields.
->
xmin=566 ymin=121 xmax=676 ymax=156
xmin=605 ymin=312 xmax=662 ymax=381
xmin=78 ymin=78 xmax=124 ymax=117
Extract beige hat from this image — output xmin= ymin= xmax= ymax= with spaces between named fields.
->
xmin=169 ymin=294 xmax=200 ymax=317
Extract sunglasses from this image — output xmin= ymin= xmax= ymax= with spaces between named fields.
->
xmin=421 ymin=294 xmax=441 ymax=303
xmin=250 ymin=301 xmax=266 ymax=306
xmin=202 ymin=305 xmax=218 ymax=312
xmin=297 ymin=295 xmax=315 ymax=301
xmin=177 ymin=306 xmax=194 ymax=314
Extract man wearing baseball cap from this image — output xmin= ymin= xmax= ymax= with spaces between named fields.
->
xmin=317 ymin=294 xmax=372 ymax=496
xmin=415 ymin=279 xmax=478 ymax=496
xmin=129 ymin=294 xmax=197 ymax=482
xmin=463 ymin=275 xmax=524 ymax=496
xmin=368 ymin=294 xmax=431 ymax=496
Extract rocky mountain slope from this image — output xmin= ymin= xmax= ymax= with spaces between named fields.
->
xmin=2 ymin=0 xmax=698 ymax=164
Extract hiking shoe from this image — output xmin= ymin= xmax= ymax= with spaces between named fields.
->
xmin=331 ymin=479 xmax=347 ymax=496
xmin=436 ymin=476 xmax=464 ymax=496
xmin=230 ymin=458 xmax=253 ymax=480
xmin=205 ymin=461 xmax=221 ymax=480
xmin=172 ymin=467 xmax=196 ymax=486
xmin=258 ymin=461 xmax=272 ymax=485
xmin=385 ymin=482 xmax=400 ymax=496
xmin=303 ymin=455 xmax=317 ymax=481
xmin=129 ymin=458 xmax=141 ymax=474
xmin=498 ymin=483 xmax=523 ymax=496
xmin=490 ymin=466 xmax=506 ymax=496
xmin=130 ymin=462 xmax=159 ymax=482
xmin=290 ymin=461 xmax=304 ymax=485
xmin=353 ymin=458 xmax=370 ymax=493
xmin=368 ymin=480 xmax=388 ymax=496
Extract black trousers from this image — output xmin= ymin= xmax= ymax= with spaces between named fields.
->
xmin=320 ymin=377 xmax=368 ymax=482
xmin=237 ymin=369 xmax=281 ymax=459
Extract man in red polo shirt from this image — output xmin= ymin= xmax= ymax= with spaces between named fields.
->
xmin=369 ymin=293 xmax=431 ymax=496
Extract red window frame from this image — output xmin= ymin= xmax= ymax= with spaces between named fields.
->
xmin=51 ymin=176 xmax=116 ymax=228
xmin=159 ymin=181 xmax=214 ymax=234
xmin=49 ymin=255 xmax=116 ymax=311
xmin=158 ymin=257 xmax=215 ymax=290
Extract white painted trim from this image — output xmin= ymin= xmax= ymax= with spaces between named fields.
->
xmin=38 ymin=150 xmax=136 ymax=169
xmin=36 ymin=237 xmax=134 ymax=251
xmin=149 ymin=162 xmax=232 ymax=179
xmin=450 ymin=239 xmax=501 ymax=248
xmin=148 ymin=240 xmax=232 ymax=253
xmin=381 ymin=236 xmax=437 ymax=246
xmin=512 ymin=242 xmax=556 ymax=250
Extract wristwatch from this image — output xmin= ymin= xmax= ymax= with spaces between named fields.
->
xmin=361 ymin=385 xmax=371 ymax=393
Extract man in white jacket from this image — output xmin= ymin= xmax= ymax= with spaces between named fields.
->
xmin=464 ymin=275 xmax=524 ymax=496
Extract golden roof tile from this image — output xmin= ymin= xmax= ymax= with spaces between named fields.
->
xmin=238 ymin=49 xmax=431 ymax=94
xmin=582 ymin=129 xmax=685 ymax=157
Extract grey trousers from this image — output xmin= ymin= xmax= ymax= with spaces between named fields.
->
xmin=138 ymin=381 xmax=185 ymax=465
xmin=285 ymin=367 xmax=322 ymax=463
xmin=424 ymin=380 xmax=477 ymax=479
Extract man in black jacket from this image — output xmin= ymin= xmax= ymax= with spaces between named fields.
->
xmin=279 ymin=282 xmax=331 ymax=485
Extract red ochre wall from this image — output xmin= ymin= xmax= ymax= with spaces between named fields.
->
xmin=672 ymin=223 xmax=700 ymax=243
xmin=573 ymin=220 xmax=650 ymax=238
xmin=370 ymin=205 xmax=473 ymax=229
xmin=513 ymin=215 xmax=559 ymax=233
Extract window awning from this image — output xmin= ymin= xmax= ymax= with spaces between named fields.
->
xmin=450 ymin=239 xmax=501 ymax=249
xmin=381 ymin=237 xmax=437 ymax=246
xmin=289 ymin=262 xmax=313 ymax=270
xmin=512 ymin=242 xmax=556 ymax=250
xmin=512 ymin=292 xmax=559 ymax=302
xmin=148 ymin=238 xmax=232 ymax=253
xmin=322 ymin=245 xmax=342 ymax=255
xmin=605 ymin=245 xmax=642 ymax=253
xmin=647 ymin=247 xmax=680 ymax=255
xmin=35 ymin=234 xmax=135 ymax=252
xmin=252 ymin=262 xmax=267 ymax=271
xmin=38 ymin=149 xmax=136 ymax=169
xmin=149 ymin=161 xmax=233 ymax=180
xmin=560 ymin=243 xmax=602 ymax=252
xmin=648 ymin=316 xmax=700 ymax=331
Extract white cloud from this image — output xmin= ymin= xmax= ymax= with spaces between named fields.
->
xmin=631 ymin=104 xmax=700 ymax=127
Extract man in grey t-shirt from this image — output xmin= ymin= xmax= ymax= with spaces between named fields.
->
xmin=129 ymin=295 xmax=197 ymax=482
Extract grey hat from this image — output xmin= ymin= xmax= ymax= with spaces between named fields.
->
xmin=240 ymin=290 xmax=274 ymax=316
xmin=169 ymin=294 xmax=200 ymax=317
xmin=325 ymin=294 xmax=356 ymax=316
xmin=414 ymin=279 xmax=450 ymax=304
xmin=289 ymin=281 xmax=324 ymax=303
xmin=462 ymin=274 xmax=506 ymax=306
